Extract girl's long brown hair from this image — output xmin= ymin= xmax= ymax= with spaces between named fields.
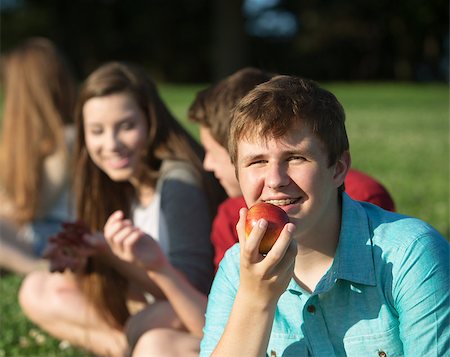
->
xmin=74 ymin=62 xmax=225 ymax=328
xmin=0 ymin=38 xmax=77 ymax=225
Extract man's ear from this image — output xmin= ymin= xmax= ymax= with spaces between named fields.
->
xmin=333 ymin=151 xmax=351 ymax=187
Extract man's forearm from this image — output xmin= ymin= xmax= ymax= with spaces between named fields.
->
xmin=212 ymin=289 xmax=276 ymax=357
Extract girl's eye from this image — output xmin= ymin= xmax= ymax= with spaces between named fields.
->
xmin=119 ymin=121 xmax=135 ymax=130
xmin=88 ymin=127 xmax=103 ymax=135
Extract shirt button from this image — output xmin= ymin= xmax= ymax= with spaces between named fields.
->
xmin=307 ymin=305 xmax=316 ymax=314
xmin=378 ymin=351 xmax=386 ymax=357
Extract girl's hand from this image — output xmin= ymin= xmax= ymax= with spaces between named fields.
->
xmin=43 ymin=221 xmax=102 ymax=273
xmin=236 ymin=207 xmax=297 ymax=304
xmin=103 ymin=210 xmax=168 ymax=271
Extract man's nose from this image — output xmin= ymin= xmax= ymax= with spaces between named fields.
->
xmin=266 ymin=163 xmax=289 ymax=189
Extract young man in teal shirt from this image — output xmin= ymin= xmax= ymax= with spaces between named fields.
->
xmin=200 ymin=75 xmax=449 ymax=356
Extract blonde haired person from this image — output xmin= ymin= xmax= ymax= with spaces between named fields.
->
xmin=0 ymin=37 xmax=77 ymax=274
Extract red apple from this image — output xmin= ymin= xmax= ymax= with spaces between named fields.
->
xmin=245 ymin=202 xmax=289 ymax=254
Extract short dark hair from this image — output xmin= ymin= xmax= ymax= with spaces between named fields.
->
xmin=188 ymin=67 xmax=273 ymax=148
xmin=228 ymin=75 xmax=349 ymax=168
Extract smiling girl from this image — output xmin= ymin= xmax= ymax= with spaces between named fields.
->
xmin=19 ymin=62 xmax=225 ymax=357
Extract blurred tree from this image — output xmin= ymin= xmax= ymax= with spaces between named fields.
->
xmin=1 ymin=0 xmax=214 ymax=81
xmin=284 ymin=0 xmax=448 ymax=80
xmin=211 ymin=0 xmax=248 ymax=81
xmin=0 ymin=0 xmax=448 ymax=82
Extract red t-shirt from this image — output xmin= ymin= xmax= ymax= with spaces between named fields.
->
xmin=345 ymin=169 xmax=395 ymax=212
xmin=211 ymin=168 xmax=395 ymax=271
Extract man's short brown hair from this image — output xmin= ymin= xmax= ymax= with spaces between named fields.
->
xmin=228 ymin=75 xmax=349 ymax=168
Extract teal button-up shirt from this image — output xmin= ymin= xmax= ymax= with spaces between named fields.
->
xmin=201 ymin=194 xmax=449 ymax=356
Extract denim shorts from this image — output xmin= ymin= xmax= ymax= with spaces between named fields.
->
xmin=22 ymin=218 xmax=64 ymax=256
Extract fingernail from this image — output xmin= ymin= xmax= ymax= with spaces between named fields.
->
xmin=259 ymin=219 xmax=268 ymax=229
xmin=287 ymin=223 xmax=295 ymax=233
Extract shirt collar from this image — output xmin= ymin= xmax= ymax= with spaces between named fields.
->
xmin=331 ymin=193 xmax=376 ymax=286
xmin=287 ymin=193 xmax=376 ymax=296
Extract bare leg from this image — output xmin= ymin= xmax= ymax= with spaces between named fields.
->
xmin=19 ymin=270 xmax=127 ymax=357
xmin=124 ymin=300 xmax=183 ymax=352
xmin=0 ymin=219 xmax=47 ymax=274
xmin=132 ymin=328 xmax=200 ymax=357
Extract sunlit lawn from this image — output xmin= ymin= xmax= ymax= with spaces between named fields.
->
xmin=1 ymin=82 xmax=448 ymax=356
xmin=162 ymin=82 xmax=449 ymax=239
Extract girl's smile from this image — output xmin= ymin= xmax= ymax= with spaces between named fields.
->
xmin=83 ymin=93 xmax=148 ymax=182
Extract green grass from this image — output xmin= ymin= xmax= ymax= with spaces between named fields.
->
xmin=163 ymin=81 xmax=449 ymax=238
xmin=328 ymin=83 xmax=449 ymax=238
xmin=0 ymin=273 xmax=94 ymax=356
xmin=1 ymin=82 xmax=448 ymax=356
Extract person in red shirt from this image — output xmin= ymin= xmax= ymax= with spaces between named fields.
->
xmin=188 ymin=67 xmax=395 ymax=271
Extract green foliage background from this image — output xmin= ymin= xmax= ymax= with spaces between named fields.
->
xmin=1 ymin=0 xmax=447 ymax=82
xmin=0 ymin=82 xmax=448 ymax=356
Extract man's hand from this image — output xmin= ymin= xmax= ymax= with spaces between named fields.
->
xmin=237 ymin=207 xmax=297 ymax=304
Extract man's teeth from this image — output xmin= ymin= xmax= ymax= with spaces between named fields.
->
xmin=265 ymin=198 xmax=297 ymax=206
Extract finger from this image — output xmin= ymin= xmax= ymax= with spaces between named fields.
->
xmin=105 ymin=211 xmax=125 ymax=226
xmin=236 ymin=208 xmax=269 ymax=254
xmin=104 ymin=210 xmax=125 ymax=232
xmin=261 ymin=223 xmax=296 ymax=270
xmin=272 ymin=238 xmax=297 ymax=276
xmin=108 ymin=218 xmax=132 ymax=236
xmin=236 ymin=207 xmax=248 ymax=246
xmin=104 ymin=218 xmax=127 ymax=242
xmin=111 ymin=224 xmax=136 ymax=248
xmin=109 ymin=210 xmax=125 ymax=220
xmin=243 ymin=218 xmax=268 ymax=257
xmin=122 ymin=229 xmax=143 ymax=253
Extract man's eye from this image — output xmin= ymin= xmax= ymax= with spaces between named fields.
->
xmin=249 ymin=160 xmax=266 ymax=166
xmin=288 ymin=156 xmax=306 ymax=162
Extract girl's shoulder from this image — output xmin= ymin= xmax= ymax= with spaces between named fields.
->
xmin=159 ymin=159 xmax=202 ymax=186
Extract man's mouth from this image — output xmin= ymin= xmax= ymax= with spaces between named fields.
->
xmin=264 ymin=198 xmax=300 ymax=206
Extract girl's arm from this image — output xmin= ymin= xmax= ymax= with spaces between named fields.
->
xmin=159 ymin=168 xmax=215 ymax=295
xmin=102 ymin=210 xmax=207 ymax=336
xmin=145 ymin=262 xmax=207 ymax=337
